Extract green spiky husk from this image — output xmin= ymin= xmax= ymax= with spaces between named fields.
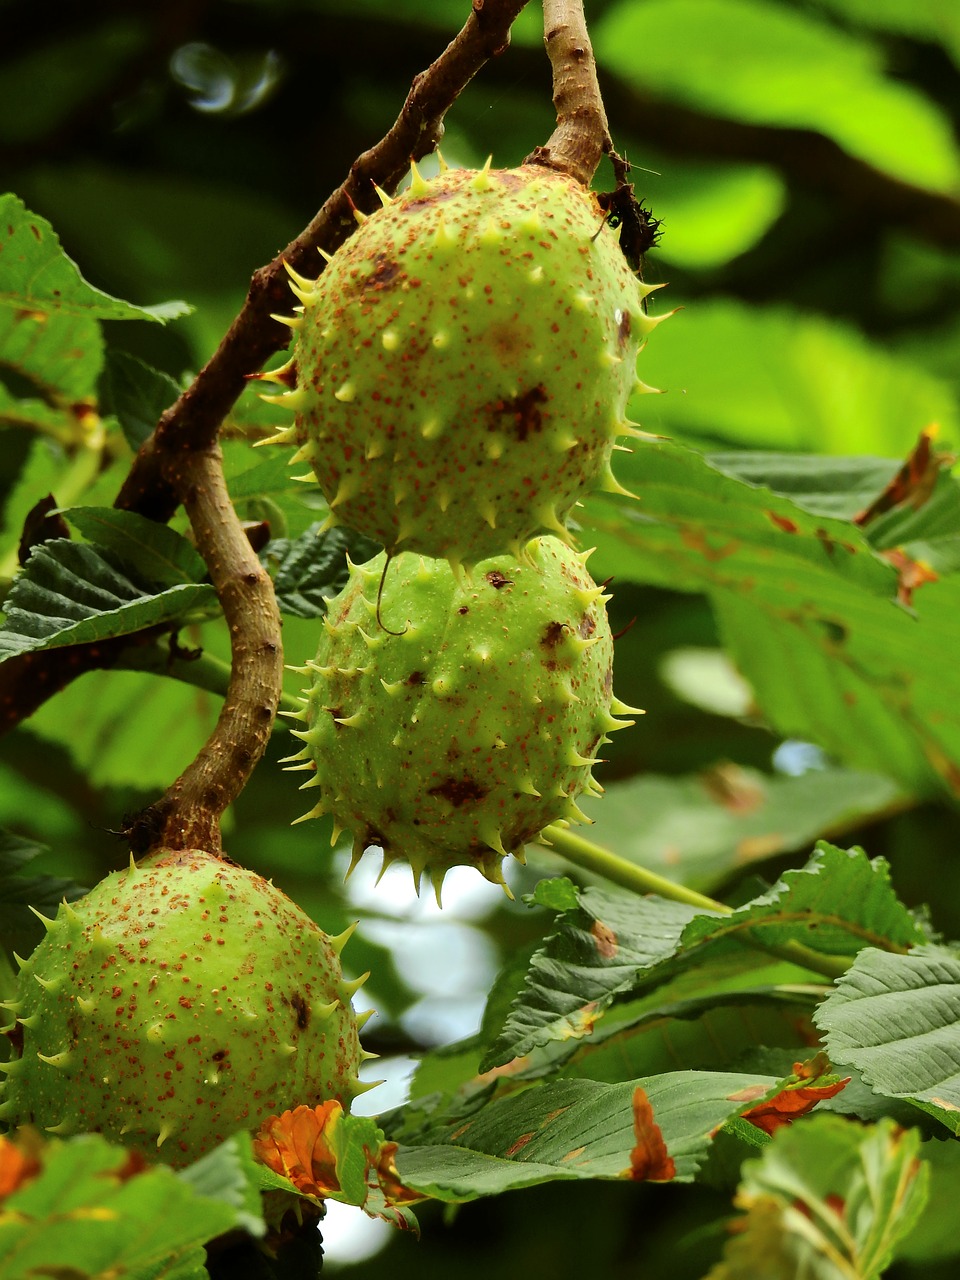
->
xmin=0 ymin=850 xmax=371 ymax=1167
xmin=266 ymin=162 xmax=661 ymax=574
xmin=287 ymin=537 xmax=635 ymax=896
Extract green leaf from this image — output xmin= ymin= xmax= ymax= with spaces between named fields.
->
xmin=393 ymin=1070 xmax=782 ymax=1200
xmin=707 ymin=1116 xmax=929 ymax=1280
xmin=262 ymin=524 xmax=380 ymax=619
xmin=557 ymin=981 xmax=822 ymax=1085
xmin=484 ymin=845 xmax=925 ymax=1074
xmin=703 ymin=453 xmax=904 ymax=522
xmin=0 ymin=194 xmax=189 ymax=324
xmin=581 ymin=766 xmax=906 ymax=891
xmin=0 ymin=195 xmax=187 ymax=404
xmin=897 ymin=1138 xmax=960 ymax=1263
xmin=595 ymin=0 xmax=960 ymax=193
xmin=0 ymin=539 xmax=217 ymax=659
xmin=815 ymin=945 xmax=960 ymax=1135
xmin=711 ymin=577 xmax=960 ymax=801
xmin=0 ymin=385 xmax=79 ymax=440
xmin=99 ymin=349 xmax=181 ymax=450
xmin=0 ymin=438 xmax=65 ymax=554
xmin=175 ymin=1134 xmax=266 ymax=1241
xmin=680 ymin=842 xmax=927 ymax=958
xmin=633 ymin=300 xmax=960 ymax=455
xmin=812 ymin=0 xmax=960 ymax=72
xmin=23 ymin=666 xmax=220 ymax=792
xmin=63 ymin=507 xmax=208 ymax=588
xmin=641 ymin=158 xmax=785 ymax=270
xmin=707 ymin=450 xmax=960 ymax=562
xmin=480 ymin=888 xmax=697 ymax=1071
xmin=0 ymin=1131 xmax=264 ymax=1280
xmin=0 ymin=829 xmax=85 ymax=961
xmin=587 ymin=435 xmax=896 ymax=599
xmin=584 ymin=437 xmax=960 ymax=799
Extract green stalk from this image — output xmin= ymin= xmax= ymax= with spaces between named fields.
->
xmin=542 ymin=823 xmax=727 ymax=912
xmin=117 ymin=643 xmax=303 ymax=719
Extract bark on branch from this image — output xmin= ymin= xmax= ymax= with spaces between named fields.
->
xmin=525 ymin=0 xmax=611 ymax=186
xmin=0 ymin=0 xmax=530 ymax=740
xmin=129 ymin=446 xmax=284 ymax=855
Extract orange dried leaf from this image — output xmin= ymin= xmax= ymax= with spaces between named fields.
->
xmin=854 ymin=426 xmax=953 ymax=527
xmin=740 ymin=1069 xmax=850 ymax=1137
xmin=0 ymin=1133 xmax=42 ymax=1199
xmin=367 ymin=1139 xmax=424 ymax=1211
xmin=623 ymin=1086 xmax=676 ymax=1181
xmin=881 ymin=547 xmax=938 ymax=608
xmin=253 ymin=1100 xmax=344 ymax=1199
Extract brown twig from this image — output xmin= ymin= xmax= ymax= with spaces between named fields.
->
xmin=0 ymin=0 xmax=530 ymax=737
xmin=524 ymin=0 xmax=610 ymax=186
xmin=115 ymin=0 xmax=529 ymax=522
xmin=129 ymin=446 xmax=284 ymax=854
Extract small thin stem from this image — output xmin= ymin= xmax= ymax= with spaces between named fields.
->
xmin=542 ymin=823 xmax=728 ymax=912
xmin=147 ymin=447 xmax=284 ymax=853
xmin=542 ymin=824 xmax=852 ymax=982
xmin=526 ymin=0 xmax=611 ymax=185
xmin=116 ymin=640 xmax=303 ymax=718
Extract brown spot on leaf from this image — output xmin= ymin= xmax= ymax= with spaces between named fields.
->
xmin=617 ymin=309 xmax=632 ymax=347
xmin=504 ymin=1132 xmax=535 ymax=1157
xmin=680 ymin=528 xmax=739 ymax=560
xmin=406 ymin=670 xmax=425 ymax=685
xmin=767 ymin=510 xmax=799 ymax=534
xmin=560 ymin=1003 xmax=600 ymax=1040
xmin=0 ymin=1135 xmax=42 ymax=1197
xmin=700 ymin=763 xmax=764 ymax=814
xmin=485 ymin=570 xmax=513 ymax=590
xmin=427 ymin=777 xmax=488 ymax=807
xmin=591 ymin=920 xmax=618 ymax=958
xmin=727 ymin=1084 xmax=768 ymax=1104
xmin=882 ymin=547 xmax=939 ymax=608
xmin=736 ymin=833 xmax=785 ymax=863
xmin=740 ymin=1068 xmax=849 ymax=1137
xmin=622 ymin=1087 xmax=676 ymax=1181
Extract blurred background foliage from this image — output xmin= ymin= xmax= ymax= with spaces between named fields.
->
xmin=2 ymin=0 xmax=960 ymax=1274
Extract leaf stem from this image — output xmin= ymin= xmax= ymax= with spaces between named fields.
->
xmin=542 ymin=823 xmax=728 ymax=912
xmin=116 ymin=640 xmax=302 ymax=718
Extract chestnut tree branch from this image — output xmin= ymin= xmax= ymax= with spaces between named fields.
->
xmin=525 ymin=0 xmax=611 ymax=186
xmin=137 ymin=446 xmax=284 ymax=854
xmin=0 ymin=0 xmax=531 ymax=737
xmin=115 ymin=0 xmax=530 ymax=522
